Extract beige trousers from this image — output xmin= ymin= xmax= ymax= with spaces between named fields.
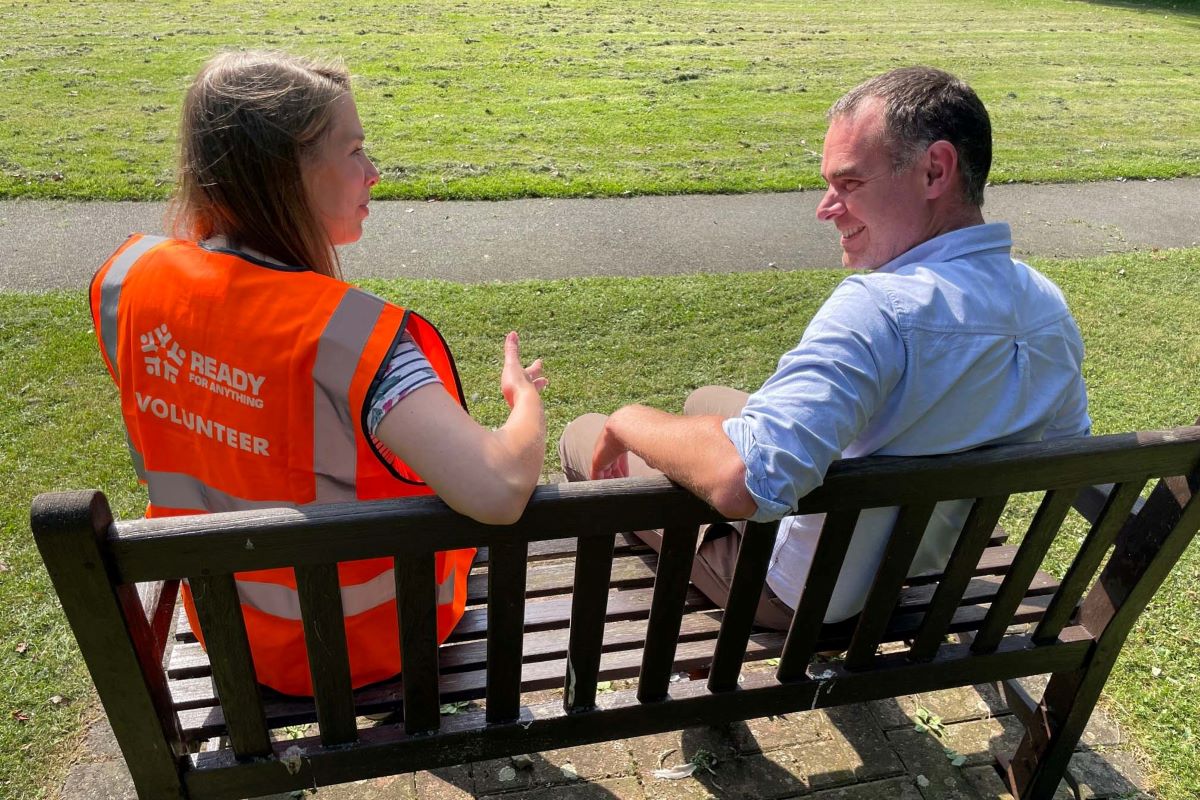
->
xmin=557 ymin=386 xmax=795 ymax=631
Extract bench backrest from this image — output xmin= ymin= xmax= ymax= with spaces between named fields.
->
xmin=32 ymin=425 xmax=1200 ymax=799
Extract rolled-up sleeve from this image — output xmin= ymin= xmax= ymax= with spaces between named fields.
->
xmin=723 ymin=278 xmax=906 ymax=522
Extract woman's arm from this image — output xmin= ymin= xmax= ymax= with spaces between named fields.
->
xmin=374 ymin=332 xmax=547 ymax=525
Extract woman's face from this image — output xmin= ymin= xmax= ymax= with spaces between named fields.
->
xmin=303 ymin=93 xmax=380 ymax=246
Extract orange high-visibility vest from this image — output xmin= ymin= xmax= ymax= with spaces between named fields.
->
xmin=90 ymin=234 xmax=476 ymax=696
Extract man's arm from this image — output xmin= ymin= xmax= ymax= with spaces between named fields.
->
xmin=591 ymin=278 xmax=905 ymax=523
xmin=591 ymin=405 xmax=757 ymax=519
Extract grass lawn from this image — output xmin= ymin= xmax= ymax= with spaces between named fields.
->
xmin=2 ymin=0 xmax=1199 ymax=200
xmin=2 ymin=248 xmax=1199 ymax=798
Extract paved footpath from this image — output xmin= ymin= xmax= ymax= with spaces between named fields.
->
xmin=2 ymin=177 xmax=1198 ymax=292
xmin=49 ymin=178 xmax=1185 ymax=798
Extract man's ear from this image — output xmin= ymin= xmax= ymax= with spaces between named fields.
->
xmin=923 ymin=140 xmax=960 ymax=200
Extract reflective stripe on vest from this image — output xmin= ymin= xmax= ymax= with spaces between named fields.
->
xmin=145 ymin=469 xmax=291 ymax=513
xmin=235 ymin=565 xmax=458 ymax=620
xmin=312 ymin=289 xmax=386 ymax=504
xmin=98 ymin=234 xmax=162 ymax=484
xmin=124 ymin=430 xmax=148 ymax=483
xmin=97 ymin=235 xmax=166 ymax=382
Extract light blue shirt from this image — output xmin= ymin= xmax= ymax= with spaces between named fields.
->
xmin=723 ymin=222 xmax=1090 ymax=619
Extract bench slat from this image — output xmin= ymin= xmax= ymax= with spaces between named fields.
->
xmin=776 ymin=510 xmax=860 ymax=681
xmin=168 ymin=566 xmax=1062 ymax=713
xmin=108 ymin=429 xmax=1200 ymax=587
xmin=637 ymin=525 xmax=700 ymax=702
xmin=295 ymin=563 xmax=357 ymax=746
xmin=169 ymin=583 xmax=716 ymax=681
xmin=468 ymin=549 xmax=656 ymax=605
xmin=173 ymin=629 xmax=785 ymax=740
xmin=1033 ymin=479 xmax=1146 ymax=644
xmin=467 ymin=528 xmax=1009 ymax=606
xmin=188 ymin=573 xmax=272 ymax=757
xmin=563 ymin=534 xmax=616 ymax=711
xmin=136 ymin=579 xmax=180 ymax=663
xmin=175 ymin=625 xmax=776 ymax=740
xmin=972 ymin=489 xmax=1078 ymax=653
xmin=473 ymin=534 xmax=647 ymax=569
xmin=845 ymin=502 xmax=938 ymax=670
xmin=708 ymin=521 xmax=778 ymax=692
xmin=485 ymin=541 xmax=528 ymax=723
xmin=171 ymin=611 xmax=717 ymax=715
xmin=396 ymin=553 xmax=440 ymax=734
xmin=909 ymin=495 xmax=1010 ymax=662
xmin=167 ymin=531 xmax=1006 ymax=646
xmin=169 ymin=547 xmax=1048 ymax=683
xmin=174 ymin=590 xmax=1065 ymax=743
xmin=462 ymin=582 xmax=714 ymax=642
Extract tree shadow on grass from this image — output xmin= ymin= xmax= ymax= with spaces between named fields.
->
xmin=1076 ymin=0 xmax=1200 ymax=21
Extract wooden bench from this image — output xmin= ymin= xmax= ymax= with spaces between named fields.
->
xmin=32 ymin=424 xmax=1200 ymax=800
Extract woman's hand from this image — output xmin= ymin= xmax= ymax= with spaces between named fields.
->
xmin=500 ymin=331 xmax=548 ymax=409
xmin=374 ymin=330 xmax=548 ymax=525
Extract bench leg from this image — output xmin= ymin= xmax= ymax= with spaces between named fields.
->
xmin=1002 ymin=662 xmax=1112 ymax=799
xmin=1007 ymin=471 xmax=1200 ymax=797
xmin=32 ymin=491 xmax=187 ymax=799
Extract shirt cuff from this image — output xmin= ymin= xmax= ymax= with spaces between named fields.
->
xmin=723 ymin=417 xmax=793 ymax=523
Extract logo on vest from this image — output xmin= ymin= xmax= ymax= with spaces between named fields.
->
xmin=134 ymin=392 xmax=270 ymax=457
xmin=135 ymin=323 xmax=272 ymax=458
xmin=140 ymin=324 xmax=186 ymax=384
xmin=186 ymin=351 xmax=267 ymax=410
xmin=140 ymin=322 xmax=266 ymax=409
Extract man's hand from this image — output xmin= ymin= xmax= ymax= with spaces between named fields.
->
xmin=500 ymin=331 xmax=547 ymax=409
xmin=590 ymin=419 xmax=630 ymax=480
xmin=584 ymin=404 xmax=758 ymax=520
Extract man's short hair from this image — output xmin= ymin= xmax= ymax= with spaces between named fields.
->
xmin=829 ymin=66 xmax=992 ymax=207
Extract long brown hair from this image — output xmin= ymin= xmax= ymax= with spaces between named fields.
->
xmin=168 ymin=51 xmax=351 ymax=278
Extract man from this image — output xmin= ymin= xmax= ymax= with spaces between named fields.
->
xmin=558 ymin=66 xmax=1091 ymax=629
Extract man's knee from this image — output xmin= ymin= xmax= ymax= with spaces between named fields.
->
xmin=557 ymin=412 xmax=610 ymax=482
xmin=684 ymin=385 xmax=750 ymax=418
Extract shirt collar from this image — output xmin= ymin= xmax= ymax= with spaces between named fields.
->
xmin=199 ymin=236 xmax=309 ymax=272
xmin=875 ymin=222 xmax=1013 ymax=274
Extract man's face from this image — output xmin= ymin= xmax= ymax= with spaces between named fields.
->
xmin=816 ymin=98 xmax=933 ymax=270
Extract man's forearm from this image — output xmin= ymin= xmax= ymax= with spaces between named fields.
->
xmin=601 ymin=405 xmax=757 ymax=519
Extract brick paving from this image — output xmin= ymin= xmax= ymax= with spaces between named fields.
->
xmin=63 ymin=676 xmax=1151 ymax=800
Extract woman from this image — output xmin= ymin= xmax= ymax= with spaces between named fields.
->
xmin=89 ymin=51 xmax=548 ymax=696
